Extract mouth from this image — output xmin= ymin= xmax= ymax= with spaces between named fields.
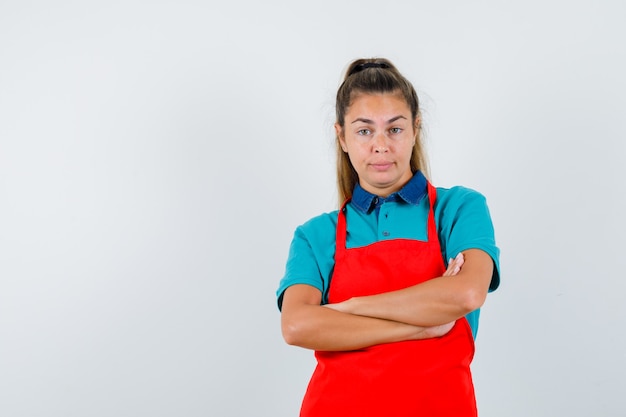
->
xmin=370 ymin=162 xmax=393 ymax=171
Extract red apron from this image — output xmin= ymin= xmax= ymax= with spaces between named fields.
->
xmin=300 ymin=183 xmax=477 ymax=417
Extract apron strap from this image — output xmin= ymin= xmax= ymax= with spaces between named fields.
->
xmin=335 ymin=199 xmax=350 ymax=256
xmin=426 ymin=182 xmax=438 ymax=243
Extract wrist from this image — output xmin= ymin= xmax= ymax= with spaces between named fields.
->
xmin=345 ymin=296 xmax=363 ymax=315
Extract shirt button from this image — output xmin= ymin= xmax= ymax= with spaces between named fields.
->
xmin=382 ymin=231 xmax=390 ymax=237
xmin=373 ymin=197 xmax=379 ymax=204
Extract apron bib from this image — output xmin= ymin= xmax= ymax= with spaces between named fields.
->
xmin=300 ymin=183 xmax=477 ymax=417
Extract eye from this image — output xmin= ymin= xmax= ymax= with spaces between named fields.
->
xmin=389 ymin=127 xmax=403 ymax=134
xmin=357 ymin=128 xmax=371 ymax=136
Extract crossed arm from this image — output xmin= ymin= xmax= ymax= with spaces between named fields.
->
xmin=280 ymin=249 xmax=493 ymax=352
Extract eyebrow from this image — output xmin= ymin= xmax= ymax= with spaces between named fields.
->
xmin=351 ymin=115 xmax=408 ymax=124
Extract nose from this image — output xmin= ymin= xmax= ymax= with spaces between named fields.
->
xmin=373 ymin=132 xmax=388 ymax=153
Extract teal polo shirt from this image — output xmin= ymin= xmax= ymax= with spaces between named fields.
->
xmin=276 ymin=171 xmax=500 ymax=339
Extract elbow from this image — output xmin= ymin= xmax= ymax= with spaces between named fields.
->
xmin=281 ymin=317 xmax=306 ymax=347
xmin=281 ymin=323 xmax=298 ymax=346
xmin=460 ymin=287 xmax=487 ymax=313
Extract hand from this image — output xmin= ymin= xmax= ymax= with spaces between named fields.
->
xmin=443 ymin=252 xmax=464 ymax=277
xmin=421 ymin=321 xmax=456 ymax=338
xmin=322 ymin=299 xmax=353 ymax=314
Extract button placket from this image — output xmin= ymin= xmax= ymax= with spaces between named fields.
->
xmin=380 ymin=207 xmax=390 ymax=238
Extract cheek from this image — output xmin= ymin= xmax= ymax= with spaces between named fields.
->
xmin=345 ymin=141 xmax=366 ymax=159
xmin=346 ymin=150 xmax=362 ymax=167
xmin=396 ymin=142 xmax=414 ymax=158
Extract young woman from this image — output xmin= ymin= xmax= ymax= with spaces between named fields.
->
xmin=277 ymin=58 xmax=500 ymax=417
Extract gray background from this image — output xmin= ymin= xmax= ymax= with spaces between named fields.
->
xmin=1 ymin=0 xmax=625 ymax=416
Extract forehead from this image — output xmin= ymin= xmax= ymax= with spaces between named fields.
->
xmin=346 ymin=92 xmax=411 ymax=119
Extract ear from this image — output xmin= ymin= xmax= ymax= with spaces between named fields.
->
xmin=335 ymin=123 xmax=348 ymax=152
xmin=413 ymin=116 xmax=421 ymax=144
xmin=414 ymin=116 xmax=421 ymax=132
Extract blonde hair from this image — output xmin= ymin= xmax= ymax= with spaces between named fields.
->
xmin=335 ymin=58 xmax=429 ymax=205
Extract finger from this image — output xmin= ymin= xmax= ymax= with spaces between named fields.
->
xmin=443 ymin=254 xmax=465 ymax=277
xmin=443 ymin=257 xmax=460 ymax=276
xmin=443 ymin=258 xmax=456 ymax=276
xmin=452 ymin=253 xmax=465 ymax=272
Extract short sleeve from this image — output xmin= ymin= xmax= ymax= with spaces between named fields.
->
xmin=276 ymin=213 xmax=338 ymax=310
xmin=435 ymin=187 xmax=501 ymax=292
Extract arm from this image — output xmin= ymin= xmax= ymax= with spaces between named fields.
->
xmin=280 ymin=284 xmax=454 ymax=351
xmin=324 ymin=249 xmax=493 ymax=327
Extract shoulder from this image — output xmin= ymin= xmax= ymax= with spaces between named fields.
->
xmin=433 ymin=184 xmax=494 ymax=230
xmin=297 ymin=210 xmax=339 ymax=234
xmin=292 ymin=210 xmax=340 ymax=249
xmin=434 ymin=185 xmax=492 ymax=221
xmin=435 ymin=185 xmax=487 ymax=208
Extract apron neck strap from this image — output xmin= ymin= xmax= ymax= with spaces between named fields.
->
xmin=426 ymin=182 xmax=438 ymax=242
xmin=336 ymin=199 xmax=350 ymax=251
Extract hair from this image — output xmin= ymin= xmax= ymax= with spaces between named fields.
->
xmin=335 ymin=58 xmax=429 ymax=204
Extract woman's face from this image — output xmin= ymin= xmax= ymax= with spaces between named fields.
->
xmin=337 ymin=92 xmax=418 ymax=197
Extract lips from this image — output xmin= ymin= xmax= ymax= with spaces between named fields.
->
xmin=370 ymin=162 xmax=393 ymax=171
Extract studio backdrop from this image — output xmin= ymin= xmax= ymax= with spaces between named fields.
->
xmin=1 ymin=1 xmax=625 ymax=416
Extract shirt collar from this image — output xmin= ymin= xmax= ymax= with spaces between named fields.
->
xmin=350 ymin=171 xmax=428 ymax=214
